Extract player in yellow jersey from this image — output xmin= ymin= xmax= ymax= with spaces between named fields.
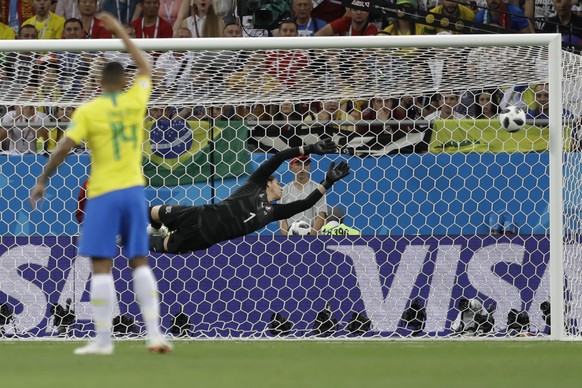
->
xmin=30 ymin=12 xmax=171 ymax=355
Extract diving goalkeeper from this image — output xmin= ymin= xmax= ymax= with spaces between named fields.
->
xmin=148 ymin=139 xmax=350 ymax=254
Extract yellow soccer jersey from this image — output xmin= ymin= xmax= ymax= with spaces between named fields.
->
xmin=425 ymin=5 xmax=475 ymax=34
xmin=382 ymin=23 xmax=426 ymax=36
xmin=0 ymin=22 xmax=16 ymax=39
xmin=66 ymin=75 xmax=152 ymax=198
xmin=24 ymin=12 xmax=65 ymax=39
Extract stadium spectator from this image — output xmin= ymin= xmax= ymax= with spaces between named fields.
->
xmin=14 ymin=22 xmax=39 ymax=37
xmin=526 ymin=83 xmax=549 ymax=121
xmin=204 ymin=105 xmax=237 ymax=121
xmin=312 ymin=0 xmax=345 ymax=24
xmin=147 ymin=140 xmax=348 ymax=251
xmin=100 ymin=0 xmax=139 ymax=24
xmin=35 ymin=54 xmax=62 ymax=111
xmin=157 ymin=0 xmax=182 ymax=26
xmin=223 ymin=18 xmax=242 ymax=37
xmin=393 ymin=95 xmax=420 ymax=122
xmin=277 ymin=18 xmax=299 ymax=37
xmin=417 ymin=94 xmax=440 ymax=118
xmin=0 ymin=17 xmax=15 ymax=38
xmin=264 ymin=20 xmax=310 ymax=86
xmin=153 ymin=28 xmax=196 ymax=97
xmin=280 ymin=154 xmax=328 ymax=236
xmin=61 ymin=16 xmax=83 ymax=37
xmin=381 ymin=0 xmax=426 ymax=35
xmin=424 ymin=91 xmax=465 ymax=120
xmin=132 ymin=0 xmax=173 ymax=38
xmin=1 ymin=0 xmax=35 ymax=32
xmin=291 ymin=0 xmax=326 ymax=36
xmin=251 ymin=100 xmax=306 ymax=152
xmin=24 ymin=0 xmax=65 ymax=38
xmin=58 ymin=18 xmax=92 ymax=100
xmin=55 ymin=0 xmax=81 ymax=19
xmin=47 ymin=105 xmax=74 ymax=151
xmin=474 ymin=89 xmax=501 ymax=119
xmin=273 ymin=101 xmax=305 ymax=148
xmin=306 ymin=99 xmax=358 ymax=133
xmin=508 ymin=0 xmax=534 ymax=31
xmin=316 ymin=7 xmax=378 ymax=36
xmin=78 ymin=0 xmax=112 ymax=38
xmin=474 ymin=0 xmax=530 ymax=33
xmin=424 ymin=0 xmax=475 ymax=34
xmin=3 ymin=25 xmax=40 ymax=97
xmin=176 ymin=0 xmax=222 ymax=37
xmin=358 ymin=96 xmax=393 ymax=135
xmin=13 ymin=23 xmax=38 ymax=39
xmin=236 ymin=19 xmax=308 ymax=94
xmin=320 ymin=205 xmax=360 ymax=235
xmin=147 ymin=106 xmax=164 ymax=121
xmin=541 ymin=0 xmax=582 ymax=51
xmin=0 ymin=105 xmax=49 ymax=153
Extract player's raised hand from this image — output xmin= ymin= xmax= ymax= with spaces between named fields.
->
xmin=320 ymin=160 xmax=350 ymax=190
xmin=96 ymin=12 xmax=124 ymax=35
xmin=306 ymin=138 xmax=337 ymax=155
xmin=325 ymin=161 xmax=350 ymax=184
xmin=29 ymin=181 xmax=46 ymax=210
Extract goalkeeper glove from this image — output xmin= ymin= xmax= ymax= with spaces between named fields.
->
xmin=321 ymin=161 xmax=350 ymax=189
xmin=305 ymin=139 xmax=337 ymax=155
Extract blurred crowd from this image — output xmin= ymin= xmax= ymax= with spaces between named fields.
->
xmin=0 ymin=0 xmax=581 ymax=154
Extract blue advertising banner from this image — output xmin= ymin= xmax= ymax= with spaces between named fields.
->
xmin=0 ymin=151 xmax=565 ymax=237
xmin=0 ymin=235 xmax=564 ymax=338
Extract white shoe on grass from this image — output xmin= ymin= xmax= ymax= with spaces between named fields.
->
xmin=74 ymin=342 xmax=114 ymax=355
xmin=146 ymin=337 xmax=173 ymax=353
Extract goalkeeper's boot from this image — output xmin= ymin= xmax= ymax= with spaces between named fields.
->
xmin=73 ymin=341 xmax=114 ymax=355
xmin=146 ymin=337 xmax=173 ymax=354
xmin=147 ymin=224 xmax=169 ymax=238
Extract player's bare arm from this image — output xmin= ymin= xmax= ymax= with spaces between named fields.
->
xmin=29 ymin=137 xmax=77 ymax=209
xmin=97 ymin=12 xmax=152 ymax=78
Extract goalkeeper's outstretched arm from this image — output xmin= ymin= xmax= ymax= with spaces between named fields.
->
xmin=97 ymin=12 xmax=151 ymax=78
xmin=273 ymin=161 xmax=350 ymax=221
xmin=249 ymin=139 xmax=338 ymax=184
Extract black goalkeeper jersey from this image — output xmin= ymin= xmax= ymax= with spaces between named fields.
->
xmin=160 ymin=147 xmax=325 ymax=253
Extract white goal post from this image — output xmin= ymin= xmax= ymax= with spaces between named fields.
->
xmin=0 ymin=33 xmax=577 ymax=340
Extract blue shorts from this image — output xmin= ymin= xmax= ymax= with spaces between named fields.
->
xmin=79 ymin=186 xmax=148 ymax=259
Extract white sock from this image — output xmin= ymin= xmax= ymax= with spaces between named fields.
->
xmin=133 ymin=265 xmax=162 ymax=339
xmin=90 ymin=273 xmax=114 ymax=347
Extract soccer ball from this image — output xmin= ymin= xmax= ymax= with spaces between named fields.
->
xmin=289 ymin=221 xmax=311 ymax=236
xmin=499 ymin=105 xmax=526 ymax=132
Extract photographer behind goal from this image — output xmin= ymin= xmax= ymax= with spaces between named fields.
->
xmin=216 ymin=0 xmax=291 ymax=33
xmin=451 ymin=298 xmax=495 ymax=335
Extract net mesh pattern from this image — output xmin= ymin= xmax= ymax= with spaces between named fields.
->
xmin=0 ymin=45 xmax=551 ymax=107
xmin=0 ymin=39 xmax=580 ymax=339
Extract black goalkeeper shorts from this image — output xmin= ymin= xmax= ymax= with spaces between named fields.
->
xmin=157 ymin=205 xmax=208 ymax=253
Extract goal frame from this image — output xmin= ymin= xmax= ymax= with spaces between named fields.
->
xmin=0 ymin=33 xmax=564 ymax=339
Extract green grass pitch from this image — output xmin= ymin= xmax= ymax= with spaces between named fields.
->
xmin=1 ymin=340 xmax=581 ymax=388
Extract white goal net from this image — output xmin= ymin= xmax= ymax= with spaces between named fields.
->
xmin=0 ymin=35 xmax=579 ymax=339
